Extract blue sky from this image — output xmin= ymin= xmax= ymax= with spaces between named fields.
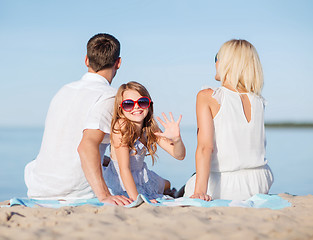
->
xmin=1 ymin=0 xmax=313 ymax=127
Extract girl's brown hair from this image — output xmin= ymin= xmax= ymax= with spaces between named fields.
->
xmin=111 ymin=81 xmax=159 ymax=163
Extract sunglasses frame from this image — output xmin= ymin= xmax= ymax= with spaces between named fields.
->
xmin=120 ymin=96 xmax=151 ymax=112
xmin=215 ymin=53 xmax=218 ymax=63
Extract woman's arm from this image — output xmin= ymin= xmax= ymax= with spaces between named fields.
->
xmin=191 ymin=89 xmax=215 ymax=201
xmin=112 ymin=130 xmax=139 ymax=201
xmin=155 ymin=112 xmax=186 ymax=160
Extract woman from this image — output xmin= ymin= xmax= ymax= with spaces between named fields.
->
xmin=184 ymin=39 xmax=274 ymax=201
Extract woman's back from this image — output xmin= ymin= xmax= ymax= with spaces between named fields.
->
xmin=186 ymin=39 xmax=273 ymax=200
xmin=211 ymin=86 xmax=267 ymax=172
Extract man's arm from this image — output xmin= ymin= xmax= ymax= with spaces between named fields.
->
xmin=77 ymin=129 xmax=131 ymax=205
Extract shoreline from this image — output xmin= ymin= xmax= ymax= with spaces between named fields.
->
xmin=265 ymin=122 xmax=313 ymax=128
xmin=1 ymin=193 xmax=313 ymax=240
xmin=1 ymin=121 xmax=313 ymax=130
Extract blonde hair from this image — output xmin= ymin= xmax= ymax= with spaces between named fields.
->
xmin=217 ymin=39 xmax=264 ymax=95
xmin=111 ymin=81 xmax=159 ymax=163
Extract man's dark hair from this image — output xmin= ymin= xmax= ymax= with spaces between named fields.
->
xmin=87 ymin=33 xmax=120 ymax=72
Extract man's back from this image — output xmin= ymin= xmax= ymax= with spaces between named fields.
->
xmin=25 ymin=73 xmax=116 ymax=200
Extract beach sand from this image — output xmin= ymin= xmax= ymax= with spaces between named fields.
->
xmin=0 ymin=193 xmax=312 ymax=240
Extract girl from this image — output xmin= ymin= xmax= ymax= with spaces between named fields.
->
xmin=103 ymin=81 xmax=185 ymax=201
xmin=184 ymin=39 xmax=274 ymax=201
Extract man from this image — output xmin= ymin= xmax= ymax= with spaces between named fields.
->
xmin=25 ymin=33 xmax=131 ymax=205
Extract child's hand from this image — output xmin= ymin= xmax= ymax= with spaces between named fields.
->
xmin=155 ymin=112 xmax=182 ymax=142
xmin=150 ymin=199 xmax=158 ymax=204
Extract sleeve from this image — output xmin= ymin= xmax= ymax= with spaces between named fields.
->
xmin=260 ymin=95 xmax=268 ymax=108
xmin=84 ymin=95 xmax=115 ymax=134
xmin=210 ymin=87 xmax=224 ymax=105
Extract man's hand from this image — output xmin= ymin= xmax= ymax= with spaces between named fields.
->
xmin=100 ymin=195 xmax=133 ymax=206
xmin=78 ymin=129 xmax=130 ymax=204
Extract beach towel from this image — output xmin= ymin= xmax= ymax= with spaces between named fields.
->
xmin=1 ymin=194 xmax=290 ymax=210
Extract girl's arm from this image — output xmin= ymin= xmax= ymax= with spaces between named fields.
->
xmin=155 ymin=112 xmax=186 ymax=160
xmin=112 ymin=128 xmax=139 ymax=201
xmin=191 ymin=89 xmax=215 ymax=201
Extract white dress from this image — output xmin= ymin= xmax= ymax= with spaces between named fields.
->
xmin=184 ymin=87 xmax=274 ymax=200
xmin=103 ymin=140 xmax=165 ymax=200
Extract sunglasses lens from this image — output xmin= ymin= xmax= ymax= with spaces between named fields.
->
xmin=122 ymin=100 xmax=134 ymax=111
xmin=138 ymin=97 xmax=150 ymax=109
xmin=215 ymin=53 xmax=218 ymax=63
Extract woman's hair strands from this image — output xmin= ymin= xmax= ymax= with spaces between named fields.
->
xmin=217 ymin=39 xmax=264 ymax=95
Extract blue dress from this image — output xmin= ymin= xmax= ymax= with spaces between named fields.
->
xmin=103 ymin=140 xmax=165 ymax=199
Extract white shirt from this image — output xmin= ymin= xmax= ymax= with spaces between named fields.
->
xmin=24 ymin=72 xmax=117 ymax=200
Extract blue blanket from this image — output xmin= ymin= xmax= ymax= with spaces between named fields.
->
xmin=1 ymin=194 xmax=291 ymax=210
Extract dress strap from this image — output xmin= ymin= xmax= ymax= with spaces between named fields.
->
xmin=234 ymin=88 xmax=247 ymax=95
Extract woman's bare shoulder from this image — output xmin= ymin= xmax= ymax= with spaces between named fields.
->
xmin=197 ymin=88 xmax=215 ymax=102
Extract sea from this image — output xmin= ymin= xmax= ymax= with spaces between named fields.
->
xmin=0 ymin=126 xmax=312 ymax=201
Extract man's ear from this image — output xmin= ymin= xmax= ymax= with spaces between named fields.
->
xmin=85 ymin=55 xmax=90 ymax=67
xmin=115 ymin=57 xmax=121 ymax=70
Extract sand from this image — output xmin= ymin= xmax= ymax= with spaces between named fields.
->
xmin=0 ymin=193 xmax=313 ymax=240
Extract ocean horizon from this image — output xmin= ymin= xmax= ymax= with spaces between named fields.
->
xmin=0 ymin=125 xmax=312 ymax=201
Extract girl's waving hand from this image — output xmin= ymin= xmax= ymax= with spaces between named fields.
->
xmin=155 ymin=112 xmax=185 ymax=160
xmin=155 ymin=112 xmax=182 ymax=141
